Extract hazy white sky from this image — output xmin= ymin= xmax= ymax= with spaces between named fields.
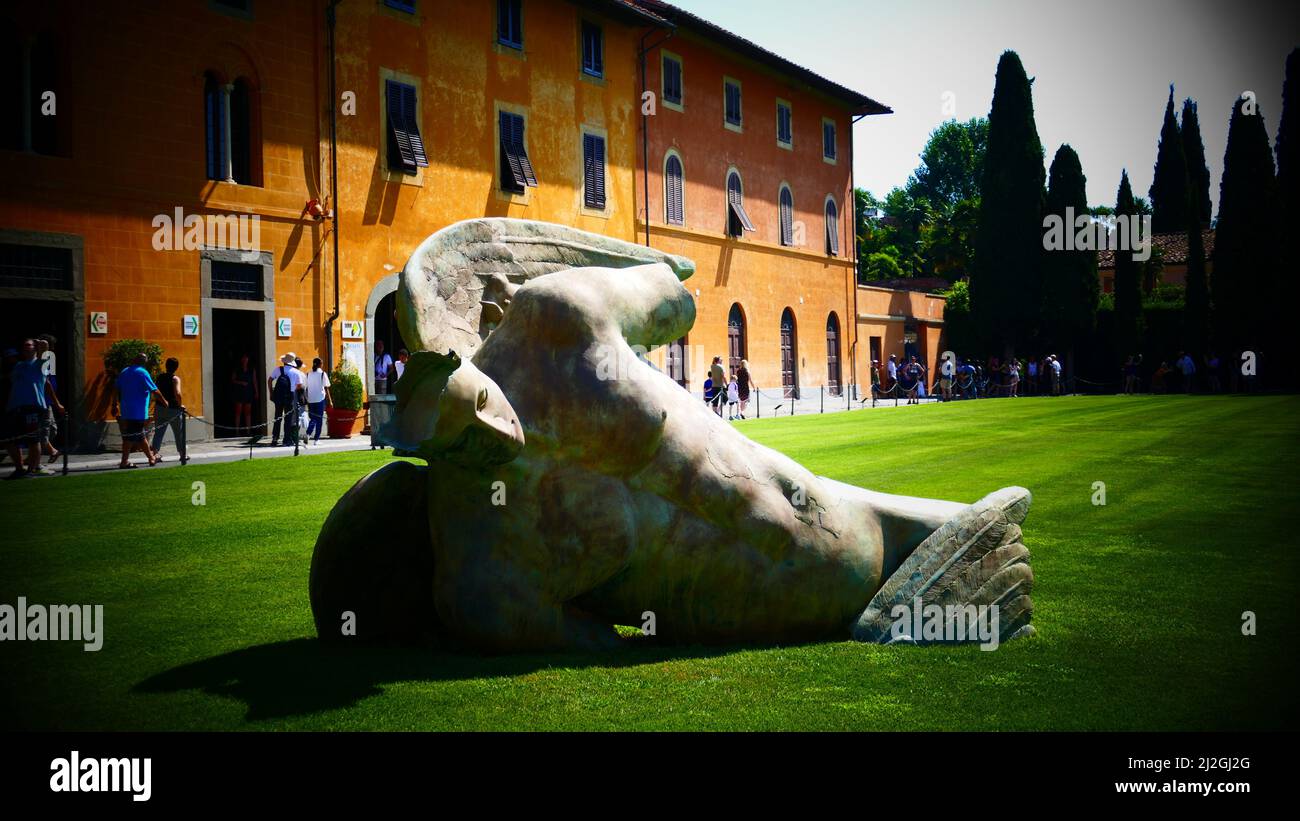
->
xmin=671 ymin=0 xmax=1297 ymax=214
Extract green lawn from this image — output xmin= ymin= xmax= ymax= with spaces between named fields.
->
xmin=2 ymin=395 xmax=1297 ymax=731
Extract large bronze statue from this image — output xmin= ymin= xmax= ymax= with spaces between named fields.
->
xmin=310 ymin=219 xmax=1034 ymax=651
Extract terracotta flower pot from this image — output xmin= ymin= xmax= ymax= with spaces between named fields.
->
xmin=327 ymin=407 xmax=361 ymax=439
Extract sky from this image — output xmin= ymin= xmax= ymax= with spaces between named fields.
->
xmin=671 ymin=0 xmax=1297 ymax=214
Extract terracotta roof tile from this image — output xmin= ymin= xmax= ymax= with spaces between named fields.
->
xmin=1097 ymin=228 xmax=1215 ymax=269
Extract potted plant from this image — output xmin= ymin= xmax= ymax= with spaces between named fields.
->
xmin=327 ymin=359 xmax=364 ymax=438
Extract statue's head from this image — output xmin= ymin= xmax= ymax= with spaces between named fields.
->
xmin=379 ymin=350 xmax=524 ymax=468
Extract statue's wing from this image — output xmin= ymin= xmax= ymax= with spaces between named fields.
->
xmin=398 ymin=218 xmax=696 ymax=356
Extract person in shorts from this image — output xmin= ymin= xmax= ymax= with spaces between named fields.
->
xmin=117 ymin=353 xmax=168 ymax=468
xmin=5 ymin=338 xmax=65 ymax=478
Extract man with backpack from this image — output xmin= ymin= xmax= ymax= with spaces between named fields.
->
xmin=268 ymin=353 xmax=305 ymax=446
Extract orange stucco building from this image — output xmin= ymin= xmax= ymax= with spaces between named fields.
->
xmin=2 ymin=0 xmax=947 ymax=447
xmin=1 ymin=0 xmax=327 ymax=442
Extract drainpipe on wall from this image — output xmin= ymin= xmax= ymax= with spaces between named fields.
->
xmin=323 ymin=0 xmax=343 ymax=371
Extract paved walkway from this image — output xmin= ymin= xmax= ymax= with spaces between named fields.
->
xmin=4 ymin=387 xmax=950 ymax=479
xmin=3 ymin=433 xmax=381 ymax=478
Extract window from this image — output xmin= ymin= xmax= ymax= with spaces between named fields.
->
xmin=724 ymin=79 xmax=742 ymax=128
xmin=229 ymin=79 xmax=253 ymax=183
xmin=210 ymin=260 xmax=264 ymax=301
xmin=662 ymin=54 xmax=682 ymax=107
xmin=204 ymin=73 xmax=226 ymax=181
xmin=825 ymin=198 xmax=840 ymax=256
xmin=384 ymin=0 xmax=416 ymax=12
xmin=499 ymin=110 xmax=537 ymax=193
xmin=210 ymin=0 xmax=254 ymax=19
xmin=203 ymin=72 xmax=258 ymax=184
xmin=726 ymin=171 xmax=754 ymax=237
xmin=3 ymin=29 xmax=60 ymax=155
xmin=664 ymin=153 xmax=684 ymax=225
xmin=498 ymin=0 xmax=522 ymax=49
xmin=776 ymin=100 xmax=792 ymax=147
xmin=581 ymin=21 xmax=603 ymax=77
xmin=778 ymin=186 xmax=794 ymax=246
xmin=385 ymin=80 xmax=428 ymax=175
xmin=822 ymin=118 xmax=837 ymax=161
xmin=583 ymin=133 xmax=606 ymax=209
xmin=0 ymin=243 xmax=73 ymax=290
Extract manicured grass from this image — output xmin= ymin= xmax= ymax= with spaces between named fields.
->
xmin=1 ymin=395 xmax=1297 ymax=730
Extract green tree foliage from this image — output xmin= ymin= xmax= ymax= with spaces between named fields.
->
xmin=1149 ymin=86 xmax=1190 ymax=234
xmin=971 ymin=50 xmax=1046 ymax=355
xmin=1181 ymin=98 xmax=1213 ymax=226
xmin=863 ymin=252 xmax=905 ymax=280
xmin=1113 ymin=171 xmax=1144 ymax=356
xmin=1041 ymin=145 xmax=1099 ymax=353
xmin=908 ymin=118 xmax=989 ymax=207
xmin=1213 ymin=95 xmax=1281 ymax=359
xmin=103 ymin=339 xmax=164 ymax=374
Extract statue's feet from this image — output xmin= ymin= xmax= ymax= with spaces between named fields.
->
xmin=853 ymin=487 xmax=1034 ymax=646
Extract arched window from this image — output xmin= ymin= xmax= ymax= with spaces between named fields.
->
xmin=726 ymin=170 xmax=754 ymax=237
xmin=825 ymin=313 xmax=841 ymax=396
xmin=780 ymin=308 xmax=798 ymax=398
xmin=203 ymin=73 xmax=259 ymax=185
xmin=778 ymin=185 xmax=794 ymax=246
xmin=824 ymin=197 xmax=840 ymax=256
xmin=664 ymin=152 xmax=684 ymax=225
xmin=229 ymin=78 xmax=254 ymax=184
xmin=204 ymin=72 xmax=226 ymax=181
xmin=727 ymin=303 xmax=746 ymax=375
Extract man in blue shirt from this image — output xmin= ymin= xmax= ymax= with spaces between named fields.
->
xmin=116 ymin=353 xmax=169 ymax=468
xmin=5 ymin=338 xmax=65 ymax=478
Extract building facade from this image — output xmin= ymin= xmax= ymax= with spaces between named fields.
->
xmin=1 ymin=0 xmax=933 ymax=446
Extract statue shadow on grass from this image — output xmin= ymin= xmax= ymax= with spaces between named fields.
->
xmin=132 ymin=637 xmax=753 ymax=722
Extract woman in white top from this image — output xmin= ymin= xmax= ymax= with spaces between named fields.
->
xmin=304 ymin=358 xmax=333 ymax=443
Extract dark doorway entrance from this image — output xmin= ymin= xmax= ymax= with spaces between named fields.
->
xmin=667 ymin=334 xmax=688 ymax=388
xmin=780 ymin=307 xmax=798 ymax=398
xmin=211 ymin=308 xmax=264 ymax=438
xmin=825 ymin=313 xmax=841 ymax=396
xmin=0 ymin=297 xmax=74 ymax=447
xmin=727 ymin=303 xmax=746 ymax=376
xmin=374 ymin=291 xmax=407 ymax=362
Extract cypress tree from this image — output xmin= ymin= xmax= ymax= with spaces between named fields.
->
xmin=1181 ymin=98 xmax=1212 ymax=226
xmin=1183 ymin=215 xmax=1210 ymax=360
xmin=1113 ymin=171 xmax=1144 ymax=358
xmin=1041 ymin=145 xmax=1098 ymax=364
xmin=1278 ymin=49 xmax=1298 ymax=232
xmin=1150 ymin=86 xmax=1189 ymax=234
xmin=1213 ymin=95 xmax=1280 ymax=374
xmin=972 ymin=50 xmax=1046 ymax=357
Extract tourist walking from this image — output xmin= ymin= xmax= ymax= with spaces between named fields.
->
xmin=116 ymin=353 xmax=167 ymax=469
xmin=304 ymin=357 xmax=333 ymax=443
xmin=150 ymin=357 xmax=187 ymax=462
xmin=736 ymin=359 xmax=752 ymax=419
xmin=268 ymin=353 xmax=305 ymax=446
xmin=1175 ymin=351 xmax=1196 ymax=394
xmin=374 ymin=340 xmax=394 ymax=395
xmin=4 ymin=338 xmax=65 ymax=478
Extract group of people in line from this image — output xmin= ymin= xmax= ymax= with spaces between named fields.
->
xmin=866 ymin=353 xmax=1065 ymax=404
xmin=702 ymin=356 xmax=753 ymax=420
